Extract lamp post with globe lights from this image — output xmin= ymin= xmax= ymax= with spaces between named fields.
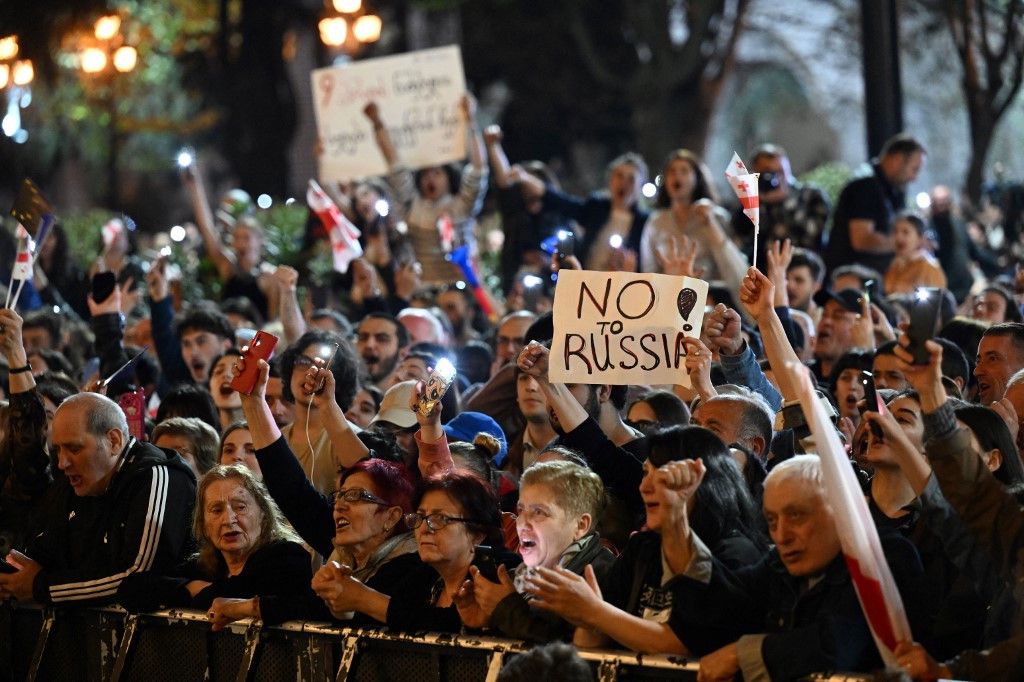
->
xmin=76 ymin=14 xmax=138 ymax=208
xmin=318 ymin=0 xmax=383 ymax=58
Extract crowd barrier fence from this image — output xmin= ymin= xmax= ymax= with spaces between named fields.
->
xmin=2 ymin=603 xmax=701 ymax=681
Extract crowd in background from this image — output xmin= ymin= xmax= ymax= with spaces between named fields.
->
xmin=2 ymin=94 xmax=1024 ymax=681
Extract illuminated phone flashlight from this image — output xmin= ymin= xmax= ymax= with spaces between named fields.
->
xmin=176 ymin=148 xmax=194 ymax=168
xmin=159 ymin=245 xmax=172 ymax=257
xmin=434 ymin=358 xmax=456 ymax=379
xmin=522 ymin=274 xmax=543 ymax=289
xmin=374 ymin=199 xmax=390 ymax=217
xmin=556 ymin=229 xmax=572 ymax=241
xmin=608 ymin=234 xmax=623 ymax=249
xmin=915 ymin=287 xmax=931 ymax=302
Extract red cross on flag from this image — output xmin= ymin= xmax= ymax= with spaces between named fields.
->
xmin=724 ymin=151 xmax=760 ymax=231
xmin=307 ymin=179 xmax=363 ymax=274
xmin=11 ymin=232 xmax=32 ymax=281
xmin=437 ymin=213 xmax=455 ymax=253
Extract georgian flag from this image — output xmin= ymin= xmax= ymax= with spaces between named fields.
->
xmin=12 ymin=230 xmax=33 ymax=280
xmin=437 ymin=213 xmax=455 ymax=253
xmin=102 ymin=217 xmax=124 ymax=251
xmin=792 ymin=362 xmax=912 ymax=666
xmin=307 ymin=179 xmax=363 ymax=274
xmin=724 ymin=152 xmax=760 ymax=232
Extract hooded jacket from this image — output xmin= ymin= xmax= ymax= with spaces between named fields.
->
xmin=27 ymin=438 xmax=196 ymax=606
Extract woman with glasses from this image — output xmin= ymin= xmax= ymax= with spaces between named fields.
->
xmin=118 ymin=464 xmax=314 ymax=629
xmin=231 ymin=352 xmax=433 ymax=623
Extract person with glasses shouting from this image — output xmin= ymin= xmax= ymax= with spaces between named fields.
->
xmin=232 ymin=349 xmax=435 ymax=623
xmin=309 ymin=379 xmax=513 ymax=632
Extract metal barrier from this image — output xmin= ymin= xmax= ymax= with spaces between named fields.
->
xmin=2 ymin=604 xmax=700 ymax=681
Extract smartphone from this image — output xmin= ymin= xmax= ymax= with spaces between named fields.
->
xmin=229 ymin=331 xmax=279 ymax=395
xmin=472 ymin=545 xmax=499 ymax=582
xmin=860 ymin=371 xmax=883 ymax=440
xmin=118 ymin=388 xmax=146 ymax=441
xmin=864 ymin=279 xmax=879 ymax=306
xmin=556 ymin=230 xmax=575 ymax=263
xmin=907 ymin=287 xmax=943 ymax=365
xmin=91 ymin=271 xmax=117 ymax=304
xmin=313 ymin=343 xmax=340 ymax=394
xmin=418 ymin=358 xmax=457 ymax=416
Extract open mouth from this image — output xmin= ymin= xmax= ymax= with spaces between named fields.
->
xmin=520 ymin=539 xmax=537 ymax=550
xmin=67 ymin=475 xmax=83 ymax=488
xmin=222 ymin=530 xmax=242 ymax=541
xmin=335 ymin=518 xmax=350 ymax=531
xmin=219 ymin=385 xmax=234 ymax=397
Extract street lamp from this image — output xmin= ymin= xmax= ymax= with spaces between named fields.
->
xmin=318 ymin=0 xmax=382 ymax=56
xmin=76 ymin=14 xmax=138 ymax=207
xmin=0 ymin=35 xmax=34 ymax=143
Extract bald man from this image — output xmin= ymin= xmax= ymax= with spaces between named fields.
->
xmin=0 ymin=393 xmax=196 ymax=606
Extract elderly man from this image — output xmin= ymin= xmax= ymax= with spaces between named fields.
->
xmin=0 ymin=393 xmax=195 ymax=606
xmin=680 ymin=455 xmax=925 ymax=680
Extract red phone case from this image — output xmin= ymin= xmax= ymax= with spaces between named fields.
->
xmin=118 ymin=388 xmax=147 ymax=442
xmin=229 ymin=331 xmax=279 ymax=395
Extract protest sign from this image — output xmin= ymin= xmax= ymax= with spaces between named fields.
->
xmin=312 ymin=45 xmax=467 ymax=181
xmin=550 ymin=270 xmax=709 ymax=386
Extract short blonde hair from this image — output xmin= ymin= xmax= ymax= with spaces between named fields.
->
xmin=521 ymin=460 xmax=605 ymax=522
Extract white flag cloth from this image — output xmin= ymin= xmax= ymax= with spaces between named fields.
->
xmin=724 ymin=152 xmax=760 ymax=232
xmin=11 ymin=233 xmax=33 ymax=280
xmin=791 ymin=362 xmax=911 ymax=667
xmin=102 ymin=218 xmax=124 ymax=251
xmin=307 ymin=180 xmax=363 ymax=274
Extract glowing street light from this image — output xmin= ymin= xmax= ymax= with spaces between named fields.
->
xmin=113 ymin=45 xmax=138 ymax=73
xmin=81 ymin=47 xmax=108 ymax=74
xmin=0 ymin=36 xmax=18 ymax=61
xmin=319 ymin=1 xmax=382 ymax=54
xmin=94 ymin=15 xmax=122 ymax=41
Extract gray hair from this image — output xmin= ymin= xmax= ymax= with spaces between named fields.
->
xmin=702 ymin=389 xmax=774 ymax=456
xmin=60 ymin=392 xmax=129 ymax=440
xmin=153 ymin=417 xmax=221 ymax=474
xmin=764 ymin=454 xmax=823 ymax=494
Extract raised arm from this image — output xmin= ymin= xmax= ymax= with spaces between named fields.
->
xmin=738 ymin=267 xmax=801 ymax=402
xmin=363 ymin=101 xmax=399 ymax=169
xmin=300 ymin=358 xmax=369 ymax=468
xmin=483 ymin=125 xmax=513 ymax=189
xmin=181 ymin=162 xmax=235 ymax=282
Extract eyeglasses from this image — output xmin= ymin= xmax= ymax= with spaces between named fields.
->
xmin=330 ymin=488 xmax=389 ymax=507
xmin=293 ymin=355 xmax=320 ymax=371
xmin=404 ymin=512 xmax=475 ymax=531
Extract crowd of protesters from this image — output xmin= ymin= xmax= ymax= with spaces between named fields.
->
xmin=2 ymin=93 xmax=1024 ymax=681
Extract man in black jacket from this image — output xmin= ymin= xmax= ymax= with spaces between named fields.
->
xmin=0 ymin=392 xmax=196 ymax=606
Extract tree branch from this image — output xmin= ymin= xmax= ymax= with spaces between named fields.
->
xmin=566 ymin=2 xmax=628 ymax=91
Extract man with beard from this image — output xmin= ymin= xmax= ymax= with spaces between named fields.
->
xmin=810 ymin=289 xmax=865 ymax=387
xmin=355 ymin=312 xmax=408 ymax=391
xmin=147 ymin=253 xmax=233 ymax=393
xmin=507 ymin=371 xmax=558 ymax=476
xmin=437 ymin=285 xmax=480 ymax=347
xmin=825 ymin=133 xmax=926 ymax=274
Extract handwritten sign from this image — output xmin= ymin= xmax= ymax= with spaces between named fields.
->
xmin=312 ymin=45 xmax=467 ymax=181
xmin=550 ymin=270 xmax=709 ymax=387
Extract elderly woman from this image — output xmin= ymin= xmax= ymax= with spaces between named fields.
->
xmin=523 ymin=425 xmax=765 ymax=654
xmin=455 ymin=460 xmax=616 ymax=641
xmin=117 ymin=465 xmax=313 ymax=629
xmin=312 ymin=470 xmax=506 ymax=632
xmin=233 ymin=354 xmax=437 ymax=620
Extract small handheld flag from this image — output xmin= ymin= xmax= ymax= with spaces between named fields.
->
xmin=307 ymin=180 xmax=363 ymax=274
xmin=724 ymin=152 xmax=761 ymax=270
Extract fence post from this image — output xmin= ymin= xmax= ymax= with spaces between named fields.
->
xmin=25 ymin=608 xmax=54 ymax=682
xmin=234 ymin=619 xmax=263 ymax=682
xmin=109 ymin=613 xmax=140 ymax=682
xmin=334 ymin=634 xmax=361 ymax=682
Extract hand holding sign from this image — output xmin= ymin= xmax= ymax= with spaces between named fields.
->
xmin=682 ymin=337 xmax=717 ymax=401
xmin=549 ymin=270 xmax=709 ymax=387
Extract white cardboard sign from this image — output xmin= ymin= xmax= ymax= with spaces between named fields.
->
xmin=550 ymin=270 xmax=709 ymax=386
xmin=311 ymin=45 xmax=467 ymax=181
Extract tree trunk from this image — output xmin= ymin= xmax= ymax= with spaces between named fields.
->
xmin=964 ymin=101 xmax=996 ymax=204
